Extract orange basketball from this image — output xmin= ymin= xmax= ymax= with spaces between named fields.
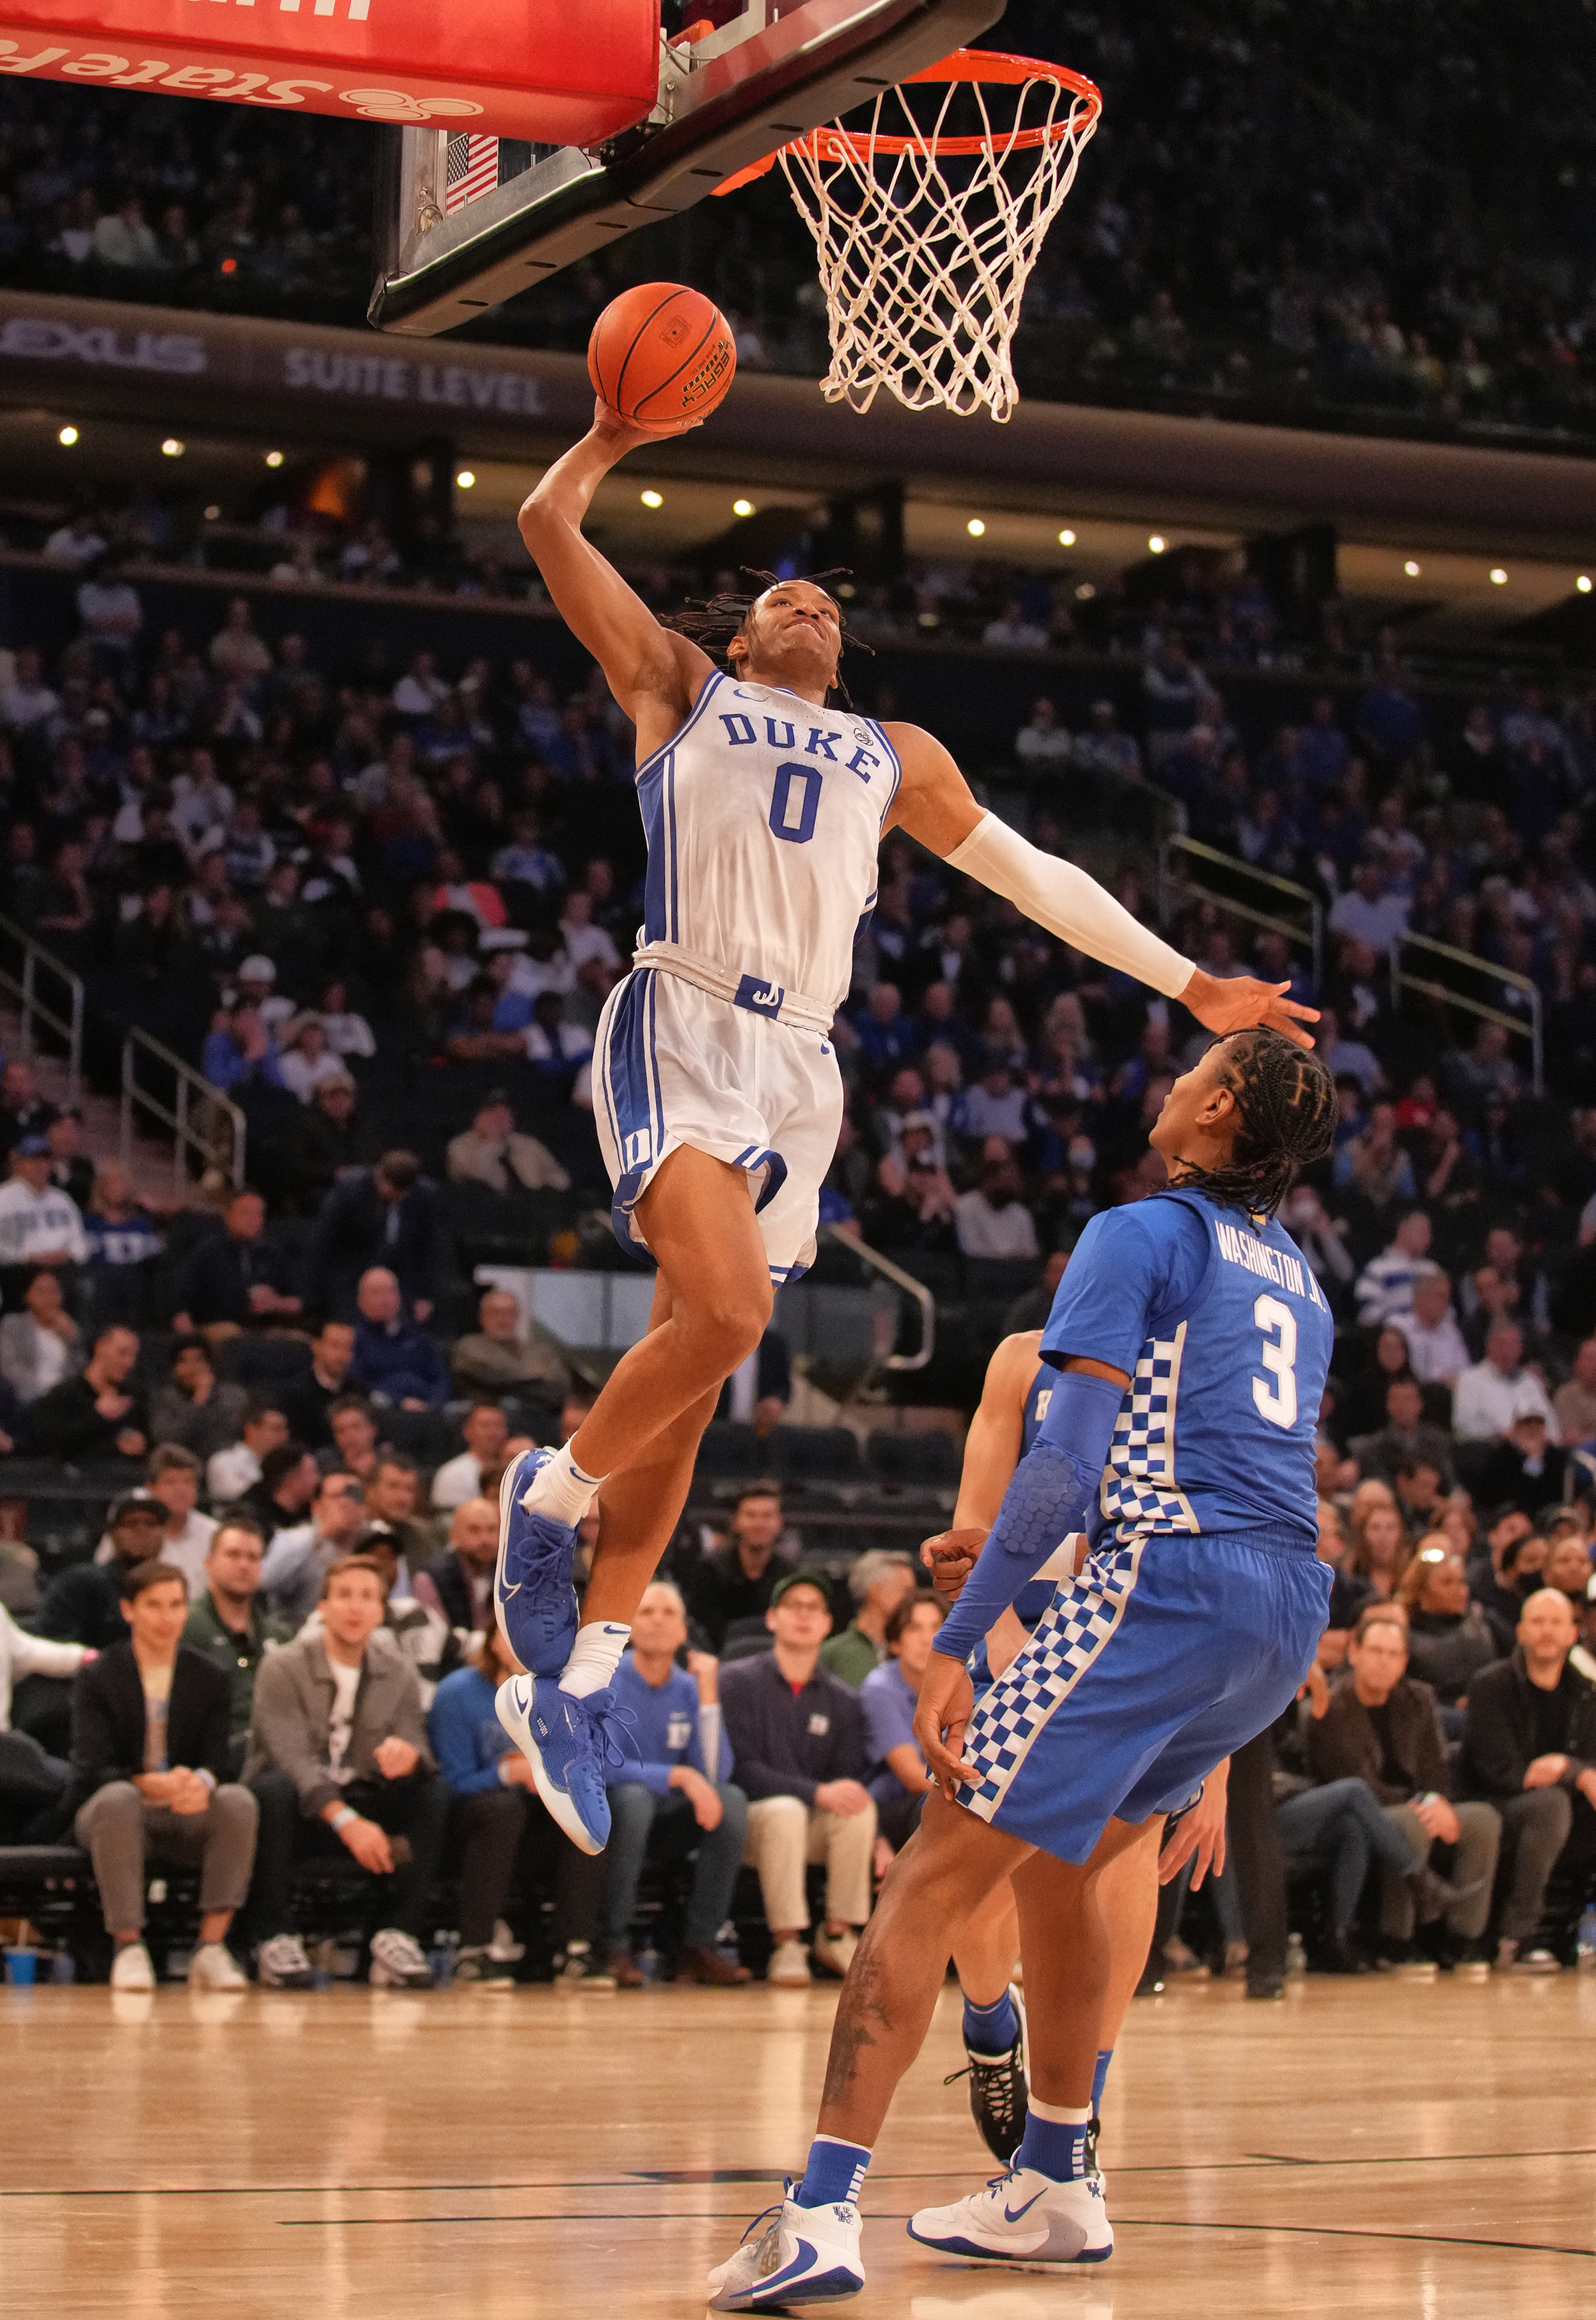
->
xmin=588 ymin=281 xmax=737 ymax=429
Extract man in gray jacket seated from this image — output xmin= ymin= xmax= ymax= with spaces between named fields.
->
xmin=242 ymin=1552 xmax=449 ymax=1989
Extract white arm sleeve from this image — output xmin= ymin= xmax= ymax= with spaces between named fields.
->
xmin=946 ymin=811 xmax=1195 ymax=1000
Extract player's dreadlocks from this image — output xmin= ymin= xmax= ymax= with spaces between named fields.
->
xmin=660 ymin=569 xmax=871 ymax=707
xmin=1171 ymin=1027 xmax=1337 ymax=1223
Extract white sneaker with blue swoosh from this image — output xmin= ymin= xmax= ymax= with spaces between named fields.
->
xmin=493 ymin=1448 xmax=580 ymax=1677
xmin=907 ymin=2168 xmax=1112 ymax=2265
xmin=707 ymin=2188 xmax=865 ymax=2309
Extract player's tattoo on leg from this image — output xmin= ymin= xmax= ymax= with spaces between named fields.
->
xmin=821 ymin=1930 xmax=893 ymax=2108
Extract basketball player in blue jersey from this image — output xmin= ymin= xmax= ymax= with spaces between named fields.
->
xmin=490 ymin=395 xmax=1318 ymax=1857
xmin=708 ymin=1026 xmax=1337 ymax=2309
xmin=925 ymin=1328 xmax=1230 ymax=2171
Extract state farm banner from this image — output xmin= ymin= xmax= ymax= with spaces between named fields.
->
xmin=0 ymin=0 xmax=658 ymax=140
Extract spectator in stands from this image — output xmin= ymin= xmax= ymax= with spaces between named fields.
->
xmin=245 ymin=1552 xmax=448 ymax=1989
xmin=34 ymin=1491 xmax=166 ymax=1649
xmin=859 ymin=1590 xmax=944 ymax=1853
xmin=1323 ymin=1495 xmax=1414 ymax=1655
xmin=43 ymin=1108 xmax=92 ymax=1214
xmin=144 ymin=1444 xmax=217 ymax=1596
xmin=414 ymin=1495 xmax=498 ymax=1637
xmin=446 ymin=1089 xmax=571 ymax=1195
xmin=1391 ymin=1454 xmax=1448 ymax=1542
xmin=279 ymin=1319 xmax=356 ymax=1449
xmin=954 ymin=1155 xmax=1041 ymax=1261
xmin=1014 ymin=696 xmax=1073 ymax=770
xmin=257 ymin=1466 xmax=367 ymax=1628
xmin=323 ymin=1393 xmax=382 ymax=1483
xmin=69 ymin=1558 xmax=257 ymax=1990
xmin=279 ymin=1072 xmax=364 ymax=1217
xmin=209 ymin=597 xmax=272 ymax=686
xmin=601 ymin=1580 xmax=751 ymax=1986
xmin=450 ymin=1285 xmax=571 ymax=1405
xmin=0 ymin=1601 xmax=88 ymax=1840
xmin=821 ymin=1551 xmax=919 ymax=1687
xmin=234 ymin=1441 xmax=320 ymax=1548
xmin=1553 ymin=1338 xmax=1596 ymax=1449
xmin=1329 ymin=857 xmax=1411 ymax=950
xmin=1398 ymin=1542 xmax=1511 ymax=1713
xmin=1355 ymin=1212 xmax=1434 ymax=1328
xmin=428 ymin=1619 xmax=606 ymax=1985
xmin=1462 ymin=1590 xmax=1596 ymax=1971
xmin=307 ymin=1151 xmax=447 ymax=1322
xmin=82 ymin=1165 xmax=162 ymax=1329
xmin=430 ymin=1401 xmax=509 ymax=1511
xmin=170 ymin=1188 xmax=302 ymax=1341
xmin=360 ymin=1451 xmax=431 ymax=1586
xmin=182 ymin=1516 xmax=289 ymax=1771
xmin=686 ymin=1485 xmax=797 ymax=1652
xmin=1350 ymin=1377 xmax=1456 ymax=1493
xmin=1453 ymin=1322 xmax=1558 ymax=1441
xmin=27 ymin=1322 xmax=147 ymax=1463
xmin=1474 ymin=1413 xmax=1570 ymax=1517
xmin=0 ymin=1130 xmax=88 ymax=1277
xmin=0 ymin=1266 xmax=82 ymax=1402
xmin=349 ymin=1266 xmax=448 ymax=1409
xmin=721 ymin=1572 xmax=874 ymax=1986
xmin=1399 ymin=1268 xmax=1470 ymax=1391
xmin=1307 ymin=1604 xmax=1498 ymax=1965
xmin=148 ymin=1335 xmax=249 ymax=1463
xmin=206 ymin=1397 xmax=289 ymax=1504
xmin=715 ymin=1326 xmax=791 ymax=1433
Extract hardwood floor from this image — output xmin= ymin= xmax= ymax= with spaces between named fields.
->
xmin=3 ymin=1973 xmax=1594 ymax=2317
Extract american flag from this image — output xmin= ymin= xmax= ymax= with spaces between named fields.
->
xmin=445 ymin=135 xmax=501 ymax=216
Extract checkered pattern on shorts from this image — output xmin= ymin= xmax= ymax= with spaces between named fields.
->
xmin=1099 ymin=1325 xmax=1197 ymax=1542
xmin=958 ymin=1541 xmax=1143 ymax=1818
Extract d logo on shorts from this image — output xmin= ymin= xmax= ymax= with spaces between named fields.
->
xmin=734 ymin=974 xmax=785 ymax=1018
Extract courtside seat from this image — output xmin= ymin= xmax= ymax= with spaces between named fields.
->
xmin=767 ymin=1427 xmax=863 ymax=1495
xmin=219 ymin=1336 xmax=315 ymax=1390
xmin=693 ymin=1423 xmax=762 ymax=1488
xmin=864 ymin=1429 xmax=961 ymax=1497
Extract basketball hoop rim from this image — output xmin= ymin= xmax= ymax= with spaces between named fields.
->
xmin=713 ymin=50 xmax=1101 ymax=192
xmin=809 ymin=49 xmax=1101 ymax=158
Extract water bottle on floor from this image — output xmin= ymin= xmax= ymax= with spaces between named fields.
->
xmin=1284 ymin=1933 xmax=1307 ymax=1980
xmin=1577 ymin=1906 xmax=1596 ymax=1972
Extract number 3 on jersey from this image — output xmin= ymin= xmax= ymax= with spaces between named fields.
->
xmin=1252 ymin=1293 xmax=1298 ymax=1429
xmin=769 ymin=762 xmax=821 ymax=845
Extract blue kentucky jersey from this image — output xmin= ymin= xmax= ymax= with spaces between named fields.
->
xmin=1041 ymin=1188 xmax=1333 ymax=1551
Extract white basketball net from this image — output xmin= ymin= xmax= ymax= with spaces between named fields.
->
xmin=777 ymin=65 xmax=1101 ymax=422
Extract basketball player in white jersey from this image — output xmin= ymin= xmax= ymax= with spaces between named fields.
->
xmin=492 ymin=397 xmax=1315 ymax=1854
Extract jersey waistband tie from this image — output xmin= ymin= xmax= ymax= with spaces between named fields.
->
xmin=630 ymin=940 xmax=835 ymax=1034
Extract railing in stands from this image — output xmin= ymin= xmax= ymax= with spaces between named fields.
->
xmin=1389 ymin=931 xmax=1544 ymax=1099
xmin=1156 ymin=833 xmax=1324 ymax=989
xmin=821 ymin=1226 xmax=934 ymax=1374
xmin=120 ymin=1029 xmax=247 ymax=1196
xmin=0 ymin=911 xmax=83 ymax=1103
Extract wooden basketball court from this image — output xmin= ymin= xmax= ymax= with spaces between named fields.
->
xmin=4 ymin=1973 xmax=1594 ymax=2317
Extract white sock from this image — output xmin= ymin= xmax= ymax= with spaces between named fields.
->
xmin=524 ymin=1441 xmax=605 ymax=1528
xmin=560 ymin=1622 xmax=630 ymax=1698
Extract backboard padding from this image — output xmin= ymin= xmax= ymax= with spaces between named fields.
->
xmin=368 ymin=0 xmax=1005 ymax=336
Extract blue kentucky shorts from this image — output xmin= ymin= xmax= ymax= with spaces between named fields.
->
xmin=956 ymin=1526 xmax=1331 ymax=1864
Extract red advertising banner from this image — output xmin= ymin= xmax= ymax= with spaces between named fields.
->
xmin=0 ymin=1 xmax=660 ymax=142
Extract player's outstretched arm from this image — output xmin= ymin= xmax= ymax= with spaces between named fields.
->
xmin=518 ymin=400 xmax=714 ymax=746
xmin=883 ymin=723 xmax=1317 ymax=1050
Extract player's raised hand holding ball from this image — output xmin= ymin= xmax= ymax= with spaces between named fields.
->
xmin=587 ymin=281 xmax=737 ymax=445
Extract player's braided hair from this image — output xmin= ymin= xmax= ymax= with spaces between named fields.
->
xmin=1170 ymin=1028 xmax=1337 ymax=1223
xmin=660 ymin=569 xmax=871 ymax=707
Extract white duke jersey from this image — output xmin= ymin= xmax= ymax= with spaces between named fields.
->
xmin=634 ymin=670 xmax=902 ymax=1019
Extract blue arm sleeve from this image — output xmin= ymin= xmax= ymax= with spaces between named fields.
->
xmin=933 ymin=1370 xmax=1126 ymax=1662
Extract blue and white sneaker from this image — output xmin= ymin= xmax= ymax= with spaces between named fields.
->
xmin=494 ymin=1448 xmax=580 ymax=1677
xmin=495 ymin=1674 xmax=632 ymax=1856
xmin=908 ymin=2166 xmax=1111 ymax=2266
xmin=707 ymin=2187 xmax=864 ymax=2310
